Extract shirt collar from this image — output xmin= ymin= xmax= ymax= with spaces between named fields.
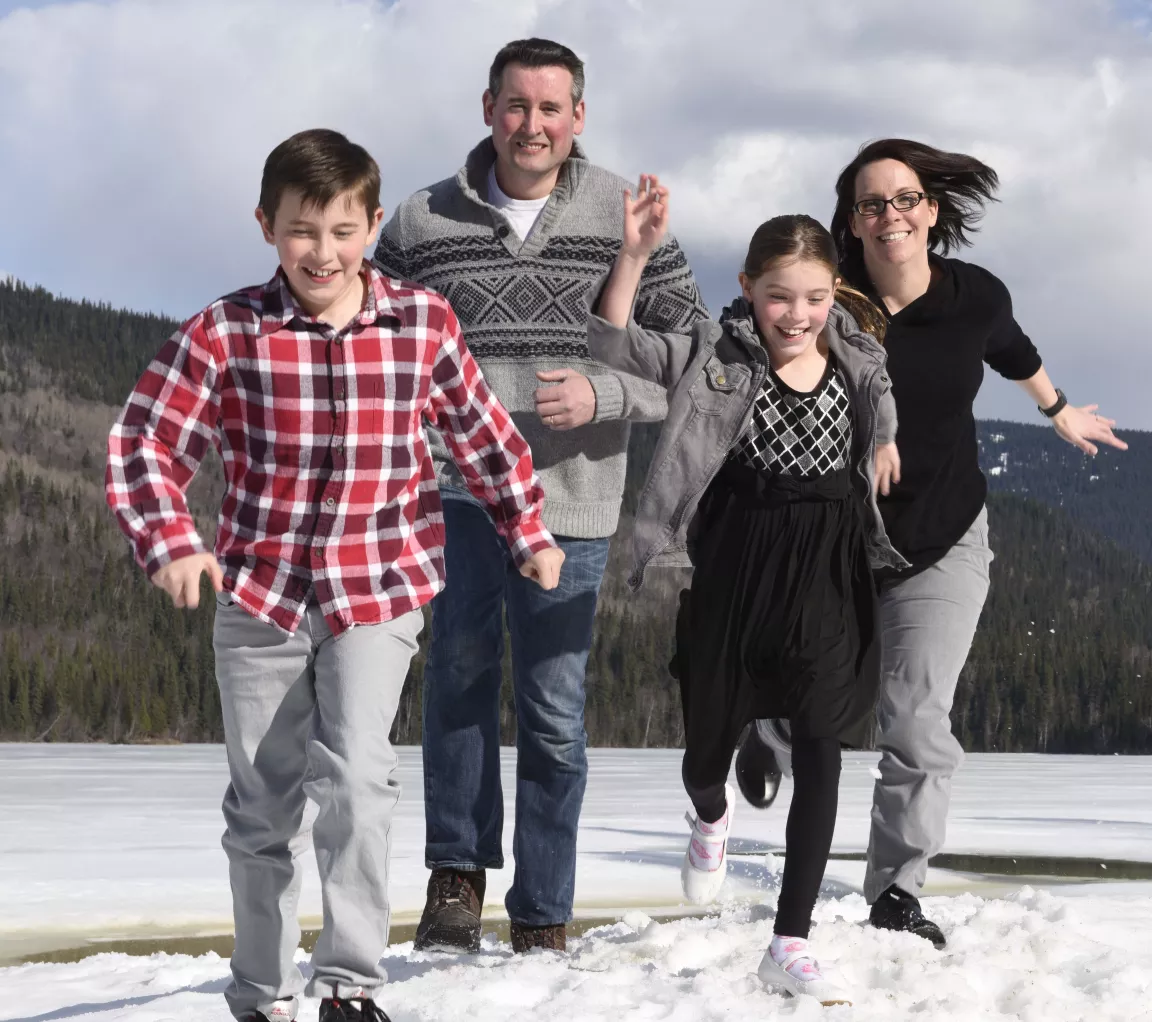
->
xmin=259 ymin=261 xmax=396 ymax=334
xmin=456 ymin=136 xmax=590 ymax=210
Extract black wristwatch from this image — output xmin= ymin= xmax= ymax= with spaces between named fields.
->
xmin=1039 ymin=389 xmax=1067 ymax=418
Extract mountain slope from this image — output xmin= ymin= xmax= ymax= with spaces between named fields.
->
xmin=1 ymin=277 xmax=1149 ymax=750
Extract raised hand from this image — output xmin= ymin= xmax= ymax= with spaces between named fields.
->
xmin=622 ymin=174 xmax=670 ymax=260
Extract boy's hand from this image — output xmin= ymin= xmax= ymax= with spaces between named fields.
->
xmin=622 ymin=174 xmax=670 ymax=260
xmin=519 ymin=547 xmax=566 ymax=590
xmin=153 ymin=553 xmax=225 ymax=609
xmin=874 ymin=442 xmax=901 ymax=497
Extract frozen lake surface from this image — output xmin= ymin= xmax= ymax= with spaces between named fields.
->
xmin=3 ymin=745 xmax=1152 ymax=1020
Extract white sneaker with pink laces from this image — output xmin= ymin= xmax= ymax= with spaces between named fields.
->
xmin=757 ymin=935 xmax=851 ymax=1006
xmin=680 ymin=783 xmax=734 ymax=905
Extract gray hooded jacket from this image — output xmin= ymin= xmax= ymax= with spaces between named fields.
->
xmin=586 ymin=298 xmax=910 ymax=590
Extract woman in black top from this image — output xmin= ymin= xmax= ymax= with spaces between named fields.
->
xmin=740 ymin=139 xmax=1127 ymax=948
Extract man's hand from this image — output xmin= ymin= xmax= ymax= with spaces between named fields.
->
xmin=1051 ymin=403 xmax=1128 ymax=457
xmin=153 ymin=552 xmax=224 ymax=609
xmin=520 ymin=547 xmax=566 ymax=590
xmin=874 ymin=442 xmax=901 ymax=497
xmin=535 ymin=369 xmax=597 ymax=430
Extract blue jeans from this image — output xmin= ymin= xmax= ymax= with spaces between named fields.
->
xmin=422 ymin=486 xmax=610 ymax=926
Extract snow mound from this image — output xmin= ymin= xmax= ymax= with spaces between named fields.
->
xmin=7 ymin=888 xmax=1152 ymax=1021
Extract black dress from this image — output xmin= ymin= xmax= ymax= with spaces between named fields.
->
xmin=676 ymin=356 xmax=880 ymax=804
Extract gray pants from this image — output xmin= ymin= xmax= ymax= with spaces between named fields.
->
xmin=863 ymin=506 xmax=993 ymax=903
xmin=213 ymin=593 xmax=422 ymax=1021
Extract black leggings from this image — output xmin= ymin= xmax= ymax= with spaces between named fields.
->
xmin=685 ymin=731 xmax=841 ymax=940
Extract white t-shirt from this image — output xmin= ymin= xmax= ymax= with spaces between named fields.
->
xmin=487 ymin=166 xmax=550 ymax=241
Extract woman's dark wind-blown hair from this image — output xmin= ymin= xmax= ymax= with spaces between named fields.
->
xmin=830 ymin=139 xmax=1000 ymax=289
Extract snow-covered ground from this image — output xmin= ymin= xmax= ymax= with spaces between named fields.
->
xmin=3 ymin=745 xmax=1152 ymax=1020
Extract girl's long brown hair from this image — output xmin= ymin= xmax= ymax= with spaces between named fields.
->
xmin=744 ymin=214 xmax=887 ymax=343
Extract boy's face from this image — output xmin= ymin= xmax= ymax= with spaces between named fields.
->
xmin=256 ymin=189 xmax=384 ymax=319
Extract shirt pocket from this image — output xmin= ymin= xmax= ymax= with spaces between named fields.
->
xmin=688 ymin=357 xmax=741 ymax=415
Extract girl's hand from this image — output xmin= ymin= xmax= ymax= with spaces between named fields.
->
xmin=874 ymin=442 xmax=901 ymax=496
xmin=1051 ymin=403 xmax=1128 ymax=456
xmin=520 ymin=547 xmax=566 ymax=590
xmin=622 ymin=174 xmax=670 ymax=260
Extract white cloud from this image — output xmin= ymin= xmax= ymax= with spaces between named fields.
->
xmin=0 ymin=0 xmax=1149 ymax=429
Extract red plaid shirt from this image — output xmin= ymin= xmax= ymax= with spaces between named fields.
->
xmin=106 ymin=262 xmax=553 ymax=636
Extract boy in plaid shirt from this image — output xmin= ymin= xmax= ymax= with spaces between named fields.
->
xmin=106 ymin=128 xmax=563 ymax=1022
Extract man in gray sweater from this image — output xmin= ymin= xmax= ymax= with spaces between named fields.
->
xmin=374 ymin=37 xmax=707 ymax=954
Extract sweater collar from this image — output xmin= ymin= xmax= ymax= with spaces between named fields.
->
xmin=456 ymin=136 xmax=590 ymax=210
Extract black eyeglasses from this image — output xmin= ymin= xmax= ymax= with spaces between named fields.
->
xmin=852 ymin=191 xmax=928 ymax=217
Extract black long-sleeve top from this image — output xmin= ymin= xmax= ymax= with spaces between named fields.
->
xmin=864 ymin=256 xmax=1043 ymax=580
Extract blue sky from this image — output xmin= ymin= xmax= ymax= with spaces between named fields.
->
xmin=1 ymin=0 xmax=1150 ymax=429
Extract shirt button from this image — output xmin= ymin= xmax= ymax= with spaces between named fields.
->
xmin=325 ymin=497 xmax=336 ymax=508
xmin=716 ymin=375 xmax=726 ymax=386
xmin=335 ymin=337 xmax=344 ymax=346
xmin=496 ymin=225 xmax=510 ymax=239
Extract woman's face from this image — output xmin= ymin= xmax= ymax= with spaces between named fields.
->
xmin=849 ymin=158 xmax=938 ymax=272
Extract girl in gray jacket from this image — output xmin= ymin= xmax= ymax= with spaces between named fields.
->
xmin=589 ymin=177 xmax=906 ymax=1006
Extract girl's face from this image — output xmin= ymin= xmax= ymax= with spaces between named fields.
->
xmin=849 ymin=158 xmax=938 ymax=271
xmin=740 ymin=258 xmax=838 ymax=363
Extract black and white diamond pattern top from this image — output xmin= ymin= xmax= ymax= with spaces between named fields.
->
xmin=732 ymin=360 xmax=853 ymax=477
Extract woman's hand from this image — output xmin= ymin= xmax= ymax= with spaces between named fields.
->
xmin=1052 ymin=403 xmax=1128 ymax=456
xmin=874 ymin=442 xmax=901 ymax=496
xmin=622 ymin=174 xmax=670 ymax=260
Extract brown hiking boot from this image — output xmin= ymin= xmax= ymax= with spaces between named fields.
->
xmin=413 ymin=868 xmax=486 ymax=952
xmin=510 ymin=921 xmax=567 ymax=953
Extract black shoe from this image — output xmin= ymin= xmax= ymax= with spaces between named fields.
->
xmin=413 ymin=867 xmax=486 ymax=952
xmin=319 ymin=998 xmax=391 ymax=1022
xmin=868 ymin=885 xmax=947 ymax=949
xmin=734 ymin=723 xmax=782 ymax=809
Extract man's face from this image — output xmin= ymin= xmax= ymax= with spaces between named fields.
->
xmin=483 ymin=63 xmax=585 ymax=193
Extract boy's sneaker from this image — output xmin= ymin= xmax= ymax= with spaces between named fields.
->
xmin=734 ymin=723 xmax=783 ymax=809
xmin=413 ymin=868 xmax=486 ymax=952
xmin=757 ymin=936 xmax=851 ymax=1006
xmin=319 ymin=998 xmax=391 ymax=1022
xmin=681 ymin=783 xmax=734 ymax=905
xmin=510 ymin=921 xmax=566 ymax=953
xmin=868 ymin=885 xmax=947 ymax=949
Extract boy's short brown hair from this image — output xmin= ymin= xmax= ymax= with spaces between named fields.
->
xmin=258 ymin=128 xmax=381 ymax=227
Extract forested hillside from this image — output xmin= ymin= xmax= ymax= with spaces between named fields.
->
xmin=1 ymin=277 xmax=1149 ymax=750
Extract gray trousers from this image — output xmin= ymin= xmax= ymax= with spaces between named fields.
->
xmin=863 ymin=506 xmax=993 ymax=903
xmin=213 ymin=593 xmax=422 ymax=1021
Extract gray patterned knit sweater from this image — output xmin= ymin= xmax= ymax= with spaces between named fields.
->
xmin=373 ymin=138 xmax=709 ymax=539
